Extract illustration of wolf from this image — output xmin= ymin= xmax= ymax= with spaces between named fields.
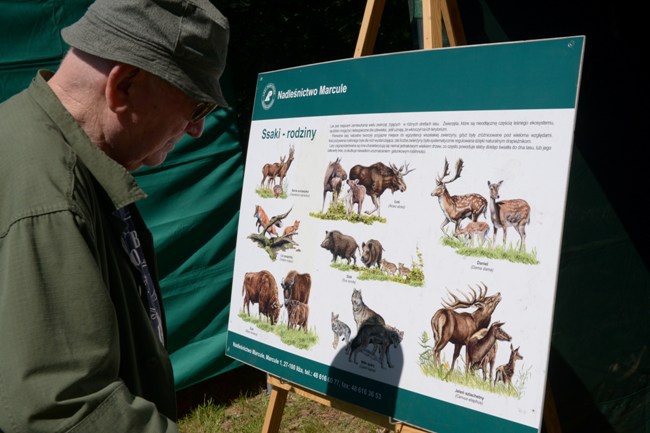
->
xmin=351 ymin=288 xmax=385 ymax=330
xmin=331 ymin=312 xmax=352 ymax=353
xmin=348 ymin=323 xmax=404 ymax=368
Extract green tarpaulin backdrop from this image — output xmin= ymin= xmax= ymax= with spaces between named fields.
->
xmin=0 ymin=0 xmax=243 ymax=391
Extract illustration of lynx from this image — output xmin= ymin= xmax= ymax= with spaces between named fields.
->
xmin=349 ymin=323 xmax=404 ymax=369
xmin=351 ymin=288 xmax=385 ymax=330
xmin=331 ymin=312 xmax=352 ymax=353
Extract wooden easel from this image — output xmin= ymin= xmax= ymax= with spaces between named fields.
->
xmin=261 ymin=1 xmax=563 ymax=432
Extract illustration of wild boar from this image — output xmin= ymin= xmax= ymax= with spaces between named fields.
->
xmin=361 ymin=239 xmax=384 ymax=269
xmin=320 ymin=230 xmax=360 ymax=265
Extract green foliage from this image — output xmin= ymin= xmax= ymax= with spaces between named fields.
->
xmin=309 ymin=200 xmax=386 ymax=225
xmin=417 ymin=332 xmax=525 ymax=398
xmin=238 ymin=311 xmax=318 ymax=350
xmin=256 ymin=181 xmax=288 ymax=199
xmin=440 ymin=231 xmax=539 ymax=265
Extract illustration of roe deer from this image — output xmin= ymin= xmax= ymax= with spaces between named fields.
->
xmin=494 ymin=344 xmax=523 ymax=387
xmin=430 ymin=283 xmax=501 ymax=378
xmin=487 ymin=180 xmax=531 ymax=252
xmin=261 ymin=155 xmax=285 ymax=189
xmin=431 ymin=158 xmax=487 ymax=236
xmin=278 ymin=145 xmax=295 ymax=187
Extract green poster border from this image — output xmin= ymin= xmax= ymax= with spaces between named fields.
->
xmin=252 ymin=36 xmax=584 ymax=120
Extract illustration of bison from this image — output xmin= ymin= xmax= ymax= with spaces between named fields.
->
xmin=242 ymin=270 xmax=280 ymax=325
xmin=320 ymin=230 xmax=360 ymax=265
xmin=281 ymin=270 xmax=311 ymax=306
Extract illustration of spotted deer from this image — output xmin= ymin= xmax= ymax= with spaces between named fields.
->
xmin=431 ymin=158 xmax=487 ymax=236
xmin=487 ymin=180 xmax=530 ymax=252
xmin=455 ymin=221 xmax=490 ymax=247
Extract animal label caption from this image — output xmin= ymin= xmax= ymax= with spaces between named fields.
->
xmin=455 ymin=388 xmax=485 ymax=406
xmin=328 ymin=120 xmax=554 ymax=154
xmin=230 ymin=342 xmax=383 ymax=400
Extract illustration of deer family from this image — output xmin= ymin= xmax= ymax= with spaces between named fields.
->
xmin=431 ymin=158 xmax=532 ymax=253
xmin=261 ymin=144 xmax=295 ymax=190
xmin=430 ymin=283 xmax=502 ymax=378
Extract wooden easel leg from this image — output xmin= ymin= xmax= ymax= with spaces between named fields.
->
xmin=261 ymin=376 xmax=289 ymax=433
xmin=354 ymin=0 xmax=386 ymax=57
xmin=422 ymin=0 xmax=466 ymax=49
xmin=543 ymin=381 xmax=562 ymax=433
xmin=440 ymin=0 xmax=466 ymax=46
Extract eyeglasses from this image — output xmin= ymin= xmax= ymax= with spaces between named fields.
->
xmin=190 ymin=101 xmax=218 ymax=123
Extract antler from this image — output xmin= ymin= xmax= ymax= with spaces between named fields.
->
xmin=442 ymin=282 xmax=489 ymax=309
xmin=437 ymin=158 xmax=465 ymax=185
xmin=400 ymin=161 xmax=416 ymax=176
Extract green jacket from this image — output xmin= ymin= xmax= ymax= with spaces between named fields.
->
xmin=0 ymin=71 xmax=178 ymax=432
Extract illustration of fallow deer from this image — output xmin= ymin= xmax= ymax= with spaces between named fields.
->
xmin=494 ymin=344 xmax=523 ymax=387
xmin=431 ymin=158 xmax=487 ymax=236
xmin=487 ymin=180 xmax=531 ymax=252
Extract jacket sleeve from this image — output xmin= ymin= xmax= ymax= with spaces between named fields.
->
xmin=0 ymin=210 xmax=179 ymax=433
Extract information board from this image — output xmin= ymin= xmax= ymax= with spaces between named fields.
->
xmin=226 ymin=36 xmax=584 ymax=433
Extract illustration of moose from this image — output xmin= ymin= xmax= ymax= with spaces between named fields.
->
xmin=349 ymin=161 xmax=415 ymax=217
xmin=322 ymin=157 xmax=347 ymax=211
xmin=430 ymin=283 xmax=502 ymax=378
xmin=431 ymin=158 xmax=487 ymax=236
xmin=487 ymin=180 xmax=531 ymax=252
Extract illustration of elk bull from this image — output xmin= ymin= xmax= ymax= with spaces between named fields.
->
xmin=431 ymin=158 xmax=487 ymax=236
xmin=349 ymin=161 xmax=415 ymax=217
xmin=431 ymin=283 xmax=501 ymax=378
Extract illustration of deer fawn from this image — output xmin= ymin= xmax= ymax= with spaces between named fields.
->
xmin=487 ymin=180 xmax=530 ymax=252
xmin=494 ymin=344 xmax=523 ymax=387
xmin=431 ymin=158 xmax=487 ymax=237
xmin=455 ymin=221 xmax=490 ymax=247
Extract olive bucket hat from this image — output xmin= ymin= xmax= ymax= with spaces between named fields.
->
xmin=61 ymin=0 xmax=229 ymax=107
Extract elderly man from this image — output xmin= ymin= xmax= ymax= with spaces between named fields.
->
xmin=0 ymin=0 xmax=228 ymax=431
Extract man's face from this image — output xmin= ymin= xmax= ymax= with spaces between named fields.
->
xmin=112 ymin=71 xmax=210 ymax=171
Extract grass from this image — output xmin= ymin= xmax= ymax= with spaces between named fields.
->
xmin=417 ymin=331 xmax=530 ymax=398
xmin=178 ymin=387 xmax=383 ymax=433
xmin=239 ymin=311 xmax=319 ymax=350
xmin=440 ymin=231 xmax=539 ymax=265
xmin=309 ymin=201 xmax=386 ymax=225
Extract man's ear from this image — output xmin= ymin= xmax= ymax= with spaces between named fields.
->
xmin=105 ymin=64 xmax=141 ymax=114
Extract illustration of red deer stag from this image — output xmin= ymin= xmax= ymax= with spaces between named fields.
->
xmin=431 ymin=158 xmax=487 ymax=236
xmin=488 ymin=180 xmax=531 ymax=252
xmin=261 ymin=155 xmax=285 ymax=189
xmin=431 ymin=283 xmax=502 ymax=378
